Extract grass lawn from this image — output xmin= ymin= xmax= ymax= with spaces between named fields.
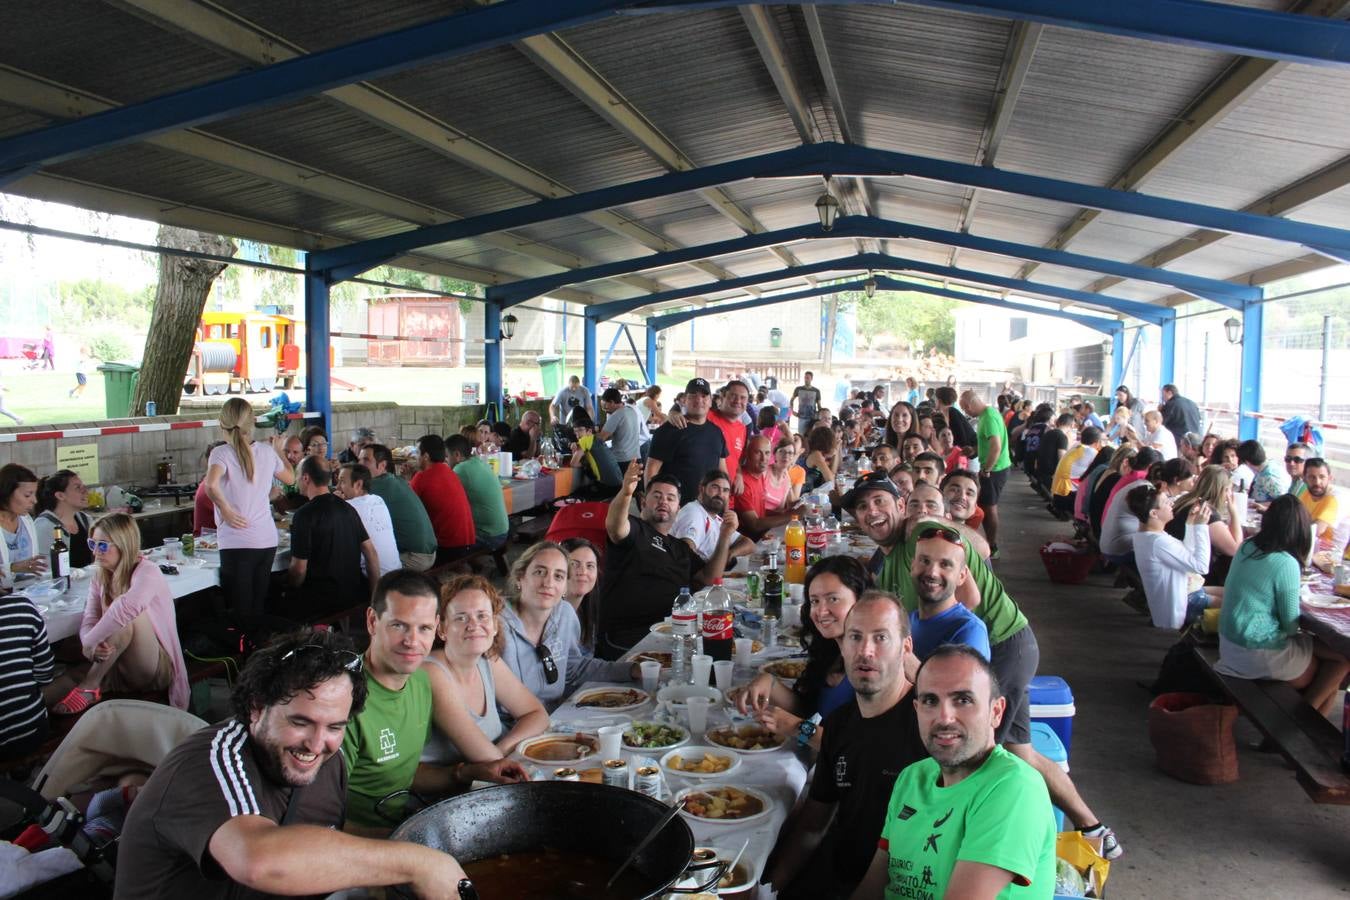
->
xmin=0 ymin=362 xmax=696 ymax=427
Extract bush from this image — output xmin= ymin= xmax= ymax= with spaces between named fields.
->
xmin=88 ymin=334 xmax=131 ymax=362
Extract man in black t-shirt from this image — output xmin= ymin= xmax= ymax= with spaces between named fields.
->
xmin=288 ymin=456 xmax=379 ymax=616
xmin=645 ymin=377 xmax=728 ymax=505
xmin=935 ymin=386 xmax=977 ymax=456
xmin=115 ymin=629 xmax=467 ymax=900
xmin=597 ymin=463 xmax=735 ymax=658
xmin=764 ymin=590 xmax=927 ymax=899
xmin=1036 ymin=413 xmax=1074 ymax=492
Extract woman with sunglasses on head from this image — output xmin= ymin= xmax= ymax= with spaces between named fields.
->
xmin=420 ymin=575 xmax=548 ymax=767
xmin=52 ymin=513 xmax=188 ymax=714
xmin=0 ymin=464 xmax=46 ymax=583
xmin=34 ymin=469 xmax=94 ymax=568
xmin=729 ymin=555 xmax=873 ymax=751
xmin=498 ymin=541 xmax=636 ymax=710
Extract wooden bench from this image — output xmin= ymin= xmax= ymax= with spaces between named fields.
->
xmin=1193 ymin=644 xmax=1350 ymax=804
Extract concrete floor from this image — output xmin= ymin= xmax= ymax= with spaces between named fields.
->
xmin=992 ymin=478 xmax=1350 ymax=898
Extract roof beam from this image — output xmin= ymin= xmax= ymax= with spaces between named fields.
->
xmin=0 ymin=0 xmax=642 ymax=181
xmin=1016 ymin=0 xmax=1350 ymax=279
xmin=1087 ymin=152 xmax=1350 ymax=293
xmin=311 ymin=142 xmax=1350 ymax=278
xmin=488 ymin=214 xmax=1257 ymax=306
xmin=590 ymin=250 xmax=1170 ymax=321
xmin=647 ymin=275 xmax=1123 ymax=334
xmin=951 ymin=20 xmax=1041 ymax=266
xmin=1160 ymin=253 xmax=1338 ymax=308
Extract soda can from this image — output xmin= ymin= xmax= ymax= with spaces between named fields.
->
xmin=181 ymin=533 xmax=194 ymax=557
xmin=635 ymin=765 xmax=662 ymax=798
xmin=762 ymin=615 xmax=778 ymax=648
xmin=746 ymin=571 xmax=761 ymax=604
xmin=602 ymin=758 xmax=629 ymax=789
xmin=553 ymin=767 xmax=580 ymax=782
xmin=145 ymin=400 xmax=157 ymax=417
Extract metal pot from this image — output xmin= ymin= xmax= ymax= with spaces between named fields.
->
xmin=388 ymin=781 xmax=724 ymax=899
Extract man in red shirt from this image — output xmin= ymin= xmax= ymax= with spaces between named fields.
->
xmin=710 ymin=380 xmax=750 ymax=482
xmin=734 ymin=435 xmax=803 ymax=539
xmin=409 ymin=434 xmax=477 ymax=565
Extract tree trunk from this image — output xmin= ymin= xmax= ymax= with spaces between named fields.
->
xmin=132 ymin=226 xmax=235 ymax=416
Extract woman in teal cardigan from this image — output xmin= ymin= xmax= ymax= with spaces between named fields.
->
xmin=1216 ymin=495 xmax=1350 ymax=718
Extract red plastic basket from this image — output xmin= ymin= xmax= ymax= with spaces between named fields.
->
xmin=1040 ymin=542 xmax=1097 ymax=584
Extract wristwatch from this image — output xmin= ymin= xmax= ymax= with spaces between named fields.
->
xmin=797 ymin=713 xmax=822 ymax=748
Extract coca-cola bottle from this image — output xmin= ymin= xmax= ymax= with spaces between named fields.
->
xmin=701 ymin=579 xmax=734 ymax=662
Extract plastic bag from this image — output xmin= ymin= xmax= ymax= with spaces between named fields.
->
xmin=1056 ymin=831 xmax=1110 ymax=897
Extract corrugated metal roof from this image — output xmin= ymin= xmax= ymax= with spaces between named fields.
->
xmin=0 ymin=1 xmax=1343 ymax=318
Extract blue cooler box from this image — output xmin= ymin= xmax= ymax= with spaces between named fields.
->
xmin=1031 ymin=722 xmax=1069 ymax=832
xmin=1029 ymin=675 xmax=1075 ymax=757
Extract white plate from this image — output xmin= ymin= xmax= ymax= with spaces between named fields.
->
xmin=571 ymin=687 xmax=650 ymax=712
xmin=757 ymin=657 xmax=809 ymax=681
xmin=1303 ymin=595 xmax=1350 ymax=609
xmin=674 ymin=784 xmax=774 ymax=825
xmin=622 ymin=721 xmax=689 ymax=752
xmin=705 ymin=724 xmax=788 ymax=754
xmin=656 ymin=684 xmax=723 ymax=708
xmin=660 ymin=746 xmax=741 ymax=779
xmin=648 ymin=619 xmax=675 ymax=638
xmin=17 ymin=581 xmax=65 ymax=601
xmin=164 ymin=557 xmax=207 ymax=570
xmin=517 ymin=732 xmax=599 ymax=765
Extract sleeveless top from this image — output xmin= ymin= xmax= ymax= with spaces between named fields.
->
xmin=419 ymin=655 xmax=504 ymax=765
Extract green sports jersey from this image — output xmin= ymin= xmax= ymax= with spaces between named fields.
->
xmin=878 ymin=531 xmax=1027 ymax=645
xmin=977 ymin=406 xmax=1012 ymax=473
xmin=454 ymin=455 xmax=510 ymax=538
xmin=879 ymin=746 xmax=1056 ymax=900
xmin=341 ymin=666 xmax=432 ymax=828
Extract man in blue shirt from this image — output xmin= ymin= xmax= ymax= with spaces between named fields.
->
xmin=908 ymin=522 xmax=991 ymax=662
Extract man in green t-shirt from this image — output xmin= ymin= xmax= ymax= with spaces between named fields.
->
xmin=445 ymin=434 xmax=511 ymax=548
xmin=341 ymin=570 xmax=524 ymax=831
xmin=845 ymin=478 xmax=1124 ymax=861
xmin=853 ymin=645 xmax=1056 ymax=900
xmin=359 ymin=444 xmax=438 ymax=571
xmin=960 ymin=390 xmax=1012 ymax=559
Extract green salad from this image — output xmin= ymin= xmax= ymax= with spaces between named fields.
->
xmin=623 ymin=722 xmax=686 ymax=749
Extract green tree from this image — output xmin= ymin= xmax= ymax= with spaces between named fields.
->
xmin=855 ymin=287 xmax=956 ymax=354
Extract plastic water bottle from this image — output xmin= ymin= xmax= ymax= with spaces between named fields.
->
xmin=671 ymin=587 xmax=696 ymax=684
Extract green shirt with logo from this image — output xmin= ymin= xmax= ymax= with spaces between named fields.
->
xmin=879 ymin=746 xmax=1056 ymax=900
xmin=341 ymin=666 xmax=432 ymax=828
xmin=977 ymin=406 xmax=1012 ymax=473
xmin=878 ymin=529 xmax=1027 ymax=645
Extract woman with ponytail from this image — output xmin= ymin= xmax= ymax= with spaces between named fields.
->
xmin=1098 ymin=447 xmax=1163 ymax=563
xmin=204 ymin=398 xmax=294 ymax=621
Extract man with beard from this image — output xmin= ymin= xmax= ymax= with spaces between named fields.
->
xmin=672 ymin=469 xmax=755 ymax=562
xmin=1298 ymin=458 xmax=1340 ymax=546
xmin=764 ymin=591 xmax=927 ymax=899
xmin=908 ymin=524 xmax=990 ymax=661
xmin=849 ymin=479 xmax=1124 ymax=861
xmin=341 ymin=570 xmax=524 ymax=831
xmin=115 ymin=629 xmax=471 ymax=899
xmin=597 ymin=463 xmax=735 ymax=658
xmin=735 ymin=435 xmax=805 ymax=538
xmin=852 ymin=645 xmax=1055 ymax=900
xmin=646 ymin=378 xmax=729 ymax=505
xmin=940 ymin=469 xmax=985 ymax=532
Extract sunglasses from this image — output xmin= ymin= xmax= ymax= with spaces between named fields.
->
xmin=87 ymin=539 xmax=111 ymax=553
xmin=916 ymin=527 xmax=962 ymax=546
xmin=281 ymin=643 xmax=363 ymax=673
xmin=535 ymin=643 xmax=559 ymax=685
xmin=1284 ymin=456 xmax=1306 ymax=464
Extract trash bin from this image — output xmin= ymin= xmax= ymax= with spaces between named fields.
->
xmin=769 ymin=327 xmax=783 ymax=348
xmin=98 ymin=362 xmax=140 ymax=418
xmin=536 ymin=354 xmax=564 ymax=397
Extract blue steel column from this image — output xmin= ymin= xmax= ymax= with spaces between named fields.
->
xmin=303 ymin=267 xmax=332 ymax=444
xmin=645 ymin=323 xmax=658 ymax=385
xmin=484 ymin=301 xmax=502 ymax=421
xmin=1159 ymin=317 xmax=1176 ymax=389
xmin=583 ymin=314 xmax=599 ymax=406
xmin=1238 ymin=301 xmax=1263 ymax=441
xmin=1110 ymin=328 xmax=1125 ymax=390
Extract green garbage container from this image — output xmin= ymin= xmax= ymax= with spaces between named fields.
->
xmin=98 ymin=363 xmax=140 ymax=418
xmin=537 ymin=354 xmax=564 ymax=397
xmin=769 ymin=327 xmax=783 ymax=348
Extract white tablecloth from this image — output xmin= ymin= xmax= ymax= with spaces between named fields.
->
xmin=34 ymin=545 xmax=291 ymax=643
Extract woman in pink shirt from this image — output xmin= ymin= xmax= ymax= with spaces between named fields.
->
xmin=52 ymin=514 xmax=189 ymax=713
xmin=762 ymin=435 xmax=804 ymax=512
xmin=204 ymin=398 xmax=293 ymax=621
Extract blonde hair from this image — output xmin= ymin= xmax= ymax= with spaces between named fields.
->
xmin=439 ymin=574 xmax=506 ymax=659
xmin=219 ymin=397 xmax=257 ymax=482
xmin=509 ymin=540 xmax=568 ymax=609
xmin=1175 ymin=465 xmax=1231 ymax=523
xmin=92 ymin=513 xmax=142 ymax=600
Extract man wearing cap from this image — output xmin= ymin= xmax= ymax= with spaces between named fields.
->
xmin=842 ymin=475 xmax=1125 ymax=860
xmin=337 ymin=427 xmax=375 ymax=465
xmin=598 ymin=387 xmax=643 ymax=472
xmin=550 ymin=374 xmax=593 ymax=426
xmin=662 ymin=379 xmax=751 ymax=483
xmin=645 ymin=378 xmax=728 ymax=506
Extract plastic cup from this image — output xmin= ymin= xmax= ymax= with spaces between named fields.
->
xmin=781 ymin=602 xmax=802 ymax=630
xmin=686 ymin=696 xmax=712 ymax=735
xmin=639 ymin=660 xmax=662 ymax=693
xmin=597 ymin=725 xmax=625 ymax=760
xmin=787 ymin=583 xmax=804 ymax=603
xmin=713 ymin=660 xmax=734 ymax=692
xmin=691 ymin=654 xmax=713 ymax=687
xmin=162 ymin=538 xmax=182 ymax=562
xmin=733 ymin=638 xmax=753 ymax=668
